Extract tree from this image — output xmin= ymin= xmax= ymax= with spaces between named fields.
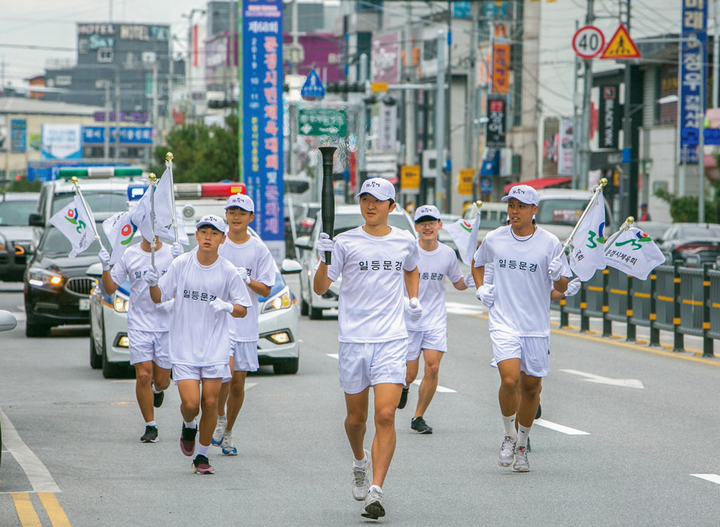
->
xmin=654 ymin=185 xmax=718 ymax=223
xmin=150 ymin=114 xmax=238 ymax=183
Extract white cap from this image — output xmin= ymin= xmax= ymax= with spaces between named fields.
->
xmin=225 ymin=194 xmax=254 ymax=212
xmin=502 ymin=184 xmax=539 ymax=206
xmin=195 ymin=214 xmax=227 ymax=234
xmin=414 ymin=205 xmax=442 ymax=222
xmin=356 ymin=177 xmax=396 ymax=201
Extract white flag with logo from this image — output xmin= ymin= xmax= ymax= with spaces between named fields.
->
xmin=604 ymin=227 xmax=665 ymax=280
xmin=103 ymin=210 xmax=139 ymax=265
xmin=568 ymin=198 xmax=607 ymax=280
xmin=131 ymin=170 xmax=188 ymax=245
xmin=443 ymin=211 xmax=480 ymax=266
xmin=49 ymin=195 xmax=95 ymax=259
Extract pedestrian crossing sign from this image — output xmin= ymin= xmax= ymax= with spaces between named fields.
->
xmin=301 ymin=70 xmax=325 ymax=100
xmin=600 ymin=24 xmax=641 ymax=60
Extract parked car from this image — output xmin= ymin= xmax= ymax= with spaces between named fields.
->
xmin=23 ymin=220 xmax=110 ymax=337
xmin=87 ymin=209 xmax=302 ymax=377
xmin=295 ymin=204 xmax=416 ymax=319
xmin=462 ymin=201 xmax=508 ymax=242
xmin=0 ymin=192 xmax=39 ymax=281
xmin=438 ymin=213 xmax=460 ymax=257
xmin=634 ymin=221 xmax=671 ymax=243
xmin=295 ymin=202 xmax=321 ymax=237
xmin=0 ymin=310 xmax=18 ymax=469
xmin=657 ymin=223 xmax=720 ymax=265
xmin=534 ymin=188 xmax=614 ymax=243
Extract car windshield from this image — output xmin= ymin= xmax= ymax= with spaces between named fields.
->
xmin=536 ymin=199 xmax=589 ymax=226
xmin=0 ymin=199 xmax=37 ymax=226
xmin=480 ymin=209 xmax=508 ymax=229
xmin=52 ymin=191 xmax=128 ymax=216
xmin=39 ymin=222 xmax=111 ymax=256
xmin=331 ymin=214 xmax=413 ymax=236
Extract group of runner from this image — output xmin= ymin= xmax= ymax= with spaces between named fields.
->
xmin=99 ymin=179 xmax=579 ymax=521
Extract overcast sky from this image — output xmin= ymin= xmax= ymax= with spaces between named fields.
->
xmin=0 ymin=0 xmax=207 ymax=86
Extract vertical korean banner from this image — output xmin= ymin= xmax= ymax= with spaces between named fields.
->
xmin=241 ymin=0 xmax=285 ymax=261
xmin=678 ymin=0 xmax=707 ymax=165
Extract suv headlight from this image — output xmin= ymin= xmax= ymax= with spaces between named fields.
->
xmin=28 ymin=269 xmax=64 ymax=287
xmin=113 ymin=292 xmax=129 ymax=313
xmin=262 ymin=286 xmax=294 ymax=313
xmin=0 ymin=234 xmax=6 ymax=251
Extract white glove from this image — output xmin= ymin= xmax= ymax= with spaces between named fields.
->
xmin=475 ymin=284 xmax=495 ymax=308
xmin=99 ymin=248 xmax=111 ymax=271
xmin=548 ymin=255 xmax=565 ymax=282
xmin=237 ymin=267 xmax=251 ymax=285
xmin=143 ymin=267 xmax=159 ymax=287
xmin=564 ymin=278 xmax=581 ymax=297
xmin=406 ymin=297 xmax=423 ymax=321
xmin=464 ymin=271 xmax=475 ymax=289
xmin=210 ymin=298 xmax=233 ymax=315
xmin=157 ymin=298 xmax=175 ymax=313
xmin=317 ymin=233 xmax=334 ymax=263
xmin=171 ymin=242 xmax=184 ymax=259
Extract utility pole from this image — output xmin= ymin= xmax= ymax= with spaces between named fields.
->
xmin=445 ymin=3 xmax=452 ymax=213
xmin=714 ymin=0 xmax=719 ymax=109
xmin=152 ymin=57 xmax=159 ymax=152
xmin=168 ymin=37 xmax=174 ymax=122
xmin=358 ymin=53 xmax=369 ymax=190
xmin=467 ymin=0 xmax=479 ymax=199
xmin=578 ymin=0 xmax=594 ymax=190
xmin=572 ymin=20 xmax=580 ymax=190
xmin=230 ymin=0 xmax=236 ymax=111
xmin=114 ymin=70 xmax=121 ymax=162
xmin=184 ymin=9 xmax=205 ymax=121
xmin=621 ymin=0 xmax=636 ymax=221
xmin=104 ymin=83 xmax=111 ymax=161
xmin=405 ymin=2 xmax=416 ymax=167
xmin=699 ymin=42 xmax=706 ymax=223
xmin=435 ymin=30 xmax=446 ymax=209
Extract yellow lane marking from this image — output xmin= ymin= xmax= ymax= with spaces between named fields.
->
xmin=38 ymin=493 xmax=72 ymax=527
xmin=11 ymin=493 xmax=42 ymax=527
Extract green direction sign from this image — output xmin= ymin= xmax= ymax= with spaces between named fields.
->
xmin=298 ymin=108 xmax=347 ymax=137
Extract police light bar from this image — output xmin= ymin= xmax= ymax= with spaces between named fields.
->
xmin=127 ymin=184 xmax=148 ymax=201
xmin=174 ymin=182 xmax=246 ymax=199
xmin=58 ymin=167 xmax=144 ymax=179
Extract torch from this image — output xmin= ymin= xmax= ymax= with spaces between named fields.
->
xmin=319 ymin=146 xmax=337 ymax=265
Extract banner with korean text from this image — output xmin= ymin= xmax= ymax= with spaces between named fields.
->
xmin=679 ymin=0 xmax=707 ymax=165
xmin=240 ymin=0 xmax=284 ymax=261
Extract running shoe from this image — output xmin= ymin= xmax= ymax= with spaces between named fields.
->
xmin=192 ymin=454 xmax=214 ymax=475
xmin=153 ymin=390 xmax=165 ymax=408
xmin=180 ymin=423 xmax=197 ymax=457
xmin=352 ymin=449 xmax=372 ymax=501
xmin=397 ymin=386 xmax=409 ymax=409
xmin=221 ymin=431 xmax=237 ymax=456
xmin=535 ymin=403 xmax=542 ymax=420
xmin=512 ymin=446 xmax=530 ymax=472
xmin=526 ymin=436 xmax=531 ymax=453
xmin=140 ymin=425 xmax=158 ymax=443
xmin=410 ymin=416 xmax=432 ymax=434
xmin=498 ymin=436 xmax=516 ymax=467
xmin=361 ymin=487 xmax=385 ymax=520
xmin=212 ymin=417 xmax=226 ymax=446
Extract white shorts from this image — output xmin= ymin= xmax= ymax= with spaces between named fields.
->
xmin=490 ymin=330 xmax=550 ymax=378
xmin=128 ymin=329 xmax=171 ymax=369
xmin=172 ymin=363 xmax=230 ymax=382
xmin=406 ymin=328 xmax=447 ymax=361
xmin=221 ymin=341 xmax=259 ymax=382
xmin=338 ymin=338 xmax=408 ymax=395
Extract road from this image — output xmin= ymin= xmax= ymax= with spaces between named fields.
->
xmin=2 ymin=274 xmax=720 ymax=526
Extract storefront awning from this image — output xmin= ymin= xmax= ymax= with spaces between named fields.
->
xmin=504 ymin=177 xmax=572 ymax=194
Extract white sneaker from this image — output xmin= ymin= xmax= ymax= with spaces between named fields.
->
xmin=221 ymin=431 xmax=237 ymax=456
xmin=212 ymin=417 xmax=226 ymax=446
xmin=361 ymin=486 xmax=385 ymax=519
xmin=498 ymin=436 xmax=516 ymax=467
xmin=512 ymin=446 xmax=530 ymax=472
xmin=351 ymin=449 xmax=372 ymax=501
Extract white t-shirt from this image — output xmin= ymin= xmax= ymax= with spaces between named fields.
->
xmin=405 ymin=242 xmax=463 ymax=332
xmin=110 ymin=243 xmax=173 ymax=332
xmin=473 ymin=226 xmax=571 ymax=337
xmin=327 ymin=226 xmax=419 ymax=343
xmin=158 ymin=252 xmax=252 ymax=366
xmin=219 ymin=235 xmax=276 ymax=342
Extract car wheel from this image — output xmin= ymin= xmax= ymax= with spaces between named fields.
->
xmin=25 ymin=320 xmax=50 ymax=338
xmin=89 ymin=335 xmax=103 ymax=369
xmin=300 ymin=295 xmax=309 ymax=316
xmin=273 ymin=357 xmax=299 ymax=375
xmin=309 ymin=305 xmax=323 ymax=320
xmin=102 ymin=341 xmax=125 ymax=379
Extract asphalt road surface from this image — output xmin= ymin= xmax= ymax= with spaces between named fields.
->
xmin=2 ymin=275 xmax=720 ymax=526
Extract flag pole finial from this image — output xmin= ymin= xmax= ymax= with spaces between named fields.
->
xmin=166 ymin=152 xmax=173 ymax=163
xmin=627 ymin=216 xmax=635 ymax=225
xmin=598 ymin=178 xmax=608 ymax=188
xmin=475 ymin=200 xmax=483 ymax=209
xmin=71 ymin=176 xmax=78 ymax=185
xmin=148 ymin=173 xmax=157 ymax=183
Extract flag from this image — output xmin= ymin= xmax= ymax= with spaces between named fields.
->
xmin=443 ymin=210 xmax=480 ymax=266
xmin=568 ymin=197 xmax=606 ymax=280
xmin=49 ymin=195 xmax=95 ymax=259
xmin=103 ymin=210 xmax=138 ymax=265
xmin=604 ymin=227 xmax=665 ymax=280
xmin=131 ymin=170 xmax=189 ymax=245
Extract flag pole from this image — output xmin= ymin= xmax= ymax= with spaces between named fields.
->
xmin=71 ymin=176 xmax=106 ymax=252
xmin=604 ymin=216 xmax=634 ymax=254
xmin=148 ymin=173 xmax=157 ymax=268
xmin=475 ymin=200 xmax=483 ymax=216
xmin=559 ymin=178 xmax=608 ymax=255
xmin=165 ymin=151 xmax=179 ymax=243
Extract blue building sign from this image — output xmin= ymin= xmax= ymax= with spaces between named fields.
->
xmin=241 ymin=0 xmax=284 ymax=260
xmin=679 ymin=0 xmax=708 ymax=165
xmin=82 ymin=126 xmax=153 ymax=145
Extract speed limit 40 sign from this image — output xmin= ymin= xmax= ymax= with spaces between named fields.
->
xmin=572 ymin=26 xmax=605 ymax=59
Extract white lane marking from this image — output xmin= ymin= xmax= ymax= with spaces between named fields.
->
xmin=560 ymin=369 xmax=644 ymax=389
xmin=445 ymin=302 xmax=486 ymax=316
xmin=411 ymin=379 xmax=456 ymax=393
xmin=0 ymin=408 xmax=61 ymax=493
xmin=111 ymin=381 xmax=258 ymax=389
xmin=534 ymin=418 xmax=590 ymax=436
xmin=691 ymin=474 xmax=720 ymax=485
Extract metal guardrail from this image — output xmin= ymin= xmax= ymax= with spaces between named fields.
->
xmin=552 ymin=264 xmax=719 ymax=357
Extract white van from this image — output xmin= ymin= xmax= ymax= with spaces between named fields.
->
xmin=463 ymin=201 xmax=507 ymax=242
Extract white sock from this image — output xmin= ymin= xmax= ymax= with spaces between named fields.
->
xmin=502 ymin=413 xmax=517 ymax=439
xmin=151 ymin=384 xmax=162 ymax=394
xmin=353 ymin=453 xmax=368 ymax=468
xmin=217 ymin=415 xmax=226 ymax=423
xmin=197 ymin=443 xmax=210 ymax=457
xmin=369 ymin=485 xmax=382 ymax=494
xmin=184 ymin=419 xmax=197 ymax=429
xmin=517 ymin=424 xmax=531 ymax=449
xmin=146 ymin=420 xmax=156 ymax=427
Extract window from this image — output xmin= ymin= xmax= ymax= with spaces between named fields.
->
xmin=98 ymin=49 xmax=114 ymax=63
xmin=423 ymin=39 xmax=437 ymax=62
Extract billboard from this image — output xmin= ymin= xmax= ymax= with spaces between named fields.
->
xmin=10 ymin=119 xmax=26 ymax=153
xmin=486 ymin=96 xmax=507 ymax=148
xmin=371 ymin=32 xmax=401 ymax=85
xmin=41 ymin=124 xmax=82 ymax=160
xmin=598 ymin=85 xmax=620 ymax=149
xmin=82 ymin=126 xmax=153 ymax=145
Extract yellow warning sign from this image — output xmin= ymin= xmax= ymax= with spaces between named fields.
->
xmin=401 ymin=165 xmax=421 ymax=191
xmin=600 ymin=24 xmax=641 ymax=60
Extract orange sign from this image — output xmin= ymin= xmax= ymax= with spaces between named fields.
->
xmin=401 ymin=165 xmax=421 ymax=191
xmin=492 ymin=43 xmax=511 ymax=94
xmin=458 ymin=169 xmax=474 ymax=195
xmin=600 ymin=24 xmax=641 ymax=60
